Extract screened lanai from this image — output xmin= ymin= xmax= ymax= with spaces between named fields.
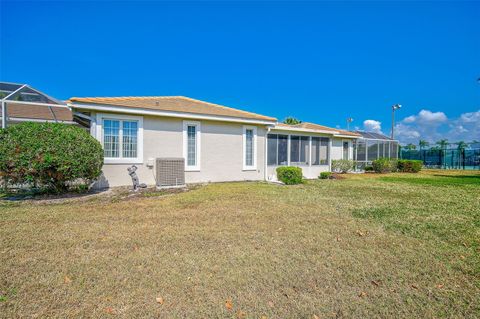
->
xmin=0 ymin=82 xmax=73 ymax=128
xmin=352 ymin=131 xmax=399 ymax=169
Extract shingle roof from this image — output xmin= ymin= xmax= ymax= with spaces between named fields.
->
xmin=1 ymin=102 xmax=73 ymax=122
xmin=68 ymin=96 xmax=277 ymax=122
xmin=275 ymin=122 xmax=361 ymax=137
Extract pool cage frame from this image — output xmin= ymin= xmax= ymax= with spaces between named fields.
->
xmin=352 ymin=131 xmax=399 ymax=170
xmin=1 ymin=82 xmax=72 ymax=128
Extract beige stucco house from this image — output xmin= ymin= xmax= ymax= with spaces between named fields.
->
xmin=68 ymin=96 xmax=360 ymax=188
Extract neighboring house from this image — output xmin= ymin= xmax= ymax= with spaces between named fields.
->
xmin=67 ymin=96 xmax=362 ymax=187
xmin=0 ymin=82 xmax=73 ymax=127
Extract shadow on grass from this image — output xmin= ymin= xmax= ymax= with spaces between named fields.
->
xmin=379 ymin=175 xmax=480 ymax=186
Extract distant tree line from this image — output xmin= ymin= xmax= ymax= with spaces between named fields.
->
xmin=401 ymin=139 xmax=478 ymax=151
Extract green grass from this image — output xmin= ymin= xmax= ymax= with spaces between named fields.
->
xmin=380 ymin=173 xmax=480 ymax=186
xmin=0 ymin=170 xmax=479 ymax=318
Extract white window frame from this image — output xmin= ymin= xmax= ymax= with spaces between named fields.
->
xmin=243 ymin=125 xmax=257 ymax=170
xmin=183 ymin=120 xmax=201 ymax=171
xmin=95 ymin=113 xmax=143 ymax=164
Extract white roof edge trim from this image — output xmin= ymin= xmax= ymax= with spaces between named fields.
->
xmin=357 ymin=136 xmax=399 ymax=142
xmin=333 ymin=134 xmax=360 ymax=139
xmin=5 ymin=100 xmax=69 ymax=108
xmin=68 ymin=102 xmax=277 ymax=125
xmin=271 ymin=125 xmax=340 ymax=135
xmin=8 ymin=117 xmax=76 ymax=124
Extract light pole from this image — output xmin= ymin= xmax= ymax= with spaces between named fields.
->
xmin=346 ymin=117 xmax=353 ymax=131
xmin=391 ymin=104 xmax=402 ymax=139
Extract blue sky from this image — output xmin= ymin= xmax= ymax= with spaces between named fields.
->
xmin=1 ymin=1 xmax=479 ymax=144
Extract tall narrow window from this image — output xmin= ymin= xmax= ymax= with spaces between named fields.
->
xmin=243 ymin=126 xmax=257 ymax=170
xmin=122 ymin=121 xmax=138 ymax=158
xmin=183 ymin=121 xmax=201 ymax=170
xmin=104 ymin=119 xmax=120 ymax=158
xmin=245 ymin=129 xmax=253 ymax=166
xmin=187 ymin=125 xmax=197 ymax=166
xmin=343 ymin=141 xmax=349 ymax=160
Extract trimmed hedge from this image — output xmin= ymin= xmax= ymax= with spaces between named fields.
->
xmin=319 ymin=172 xmax=332 ymax=179
xmin=398 ymin=160 xmax=423 ymax=173
xmin=0 ymin=122 xmax=104 ymax=192
xmin=372 ymin=158 xmax=398 ymax=173
xmin=276 ymin=166 xmax=303 ymax=185
xmin=331 ymin=159 xmax=354 ymax=173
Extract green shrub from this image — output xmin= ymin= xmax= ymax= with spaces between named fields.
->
xmin=0 ymin=122 xmax=104 ymax=192
xmin=331 ymin=159 xmax=353 ymax=173
xmin=276 ymin=166 xmax=303 ymax=185
xmin=364 ymin=166 xmax=374 ymax=172
xmin=319 ymin=172 xmax=332 ymax=179
xmin=372 ymin=158 xmax=398 ymax=173
xmin=397 ymin=160 xmax=423 ymax=173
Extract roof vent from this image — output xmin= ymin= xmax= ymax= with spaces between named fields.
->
xmin=156 ymin=158 xmax=185 ymax=189
xmin=155 ymin=101 xmax=159 ymax=106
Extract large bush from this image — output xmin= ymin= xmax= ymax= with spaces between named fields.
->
xmin=397 ymin=160 xmax=423 ymax=173
xmin=0 ymin=122 xmax=104 ymax=192
xmin=372 ymin=158 xmax=398 ymax=173
xmin=331 ymin=159 xmax=353 ymax=173
xmin=276 ymin=166 xmax=303 ymax=185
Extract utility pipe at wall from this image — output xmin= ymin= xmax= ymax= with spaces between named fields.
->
xmin=1 ymin=101 xmax=5 ymax=129
xmin=264 ymin=126 xmax=272 ymax=181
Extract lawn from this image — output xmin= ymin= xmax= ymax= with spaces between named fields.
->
xmin=1 ymin=170 xmax=479 ymax=318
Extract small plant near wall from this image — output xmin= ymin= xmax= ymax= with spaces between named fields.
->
xmin=276 ymin=166 xmax=303 ymax=185
xmin=397 ymin=160 xmax=423 ymax=173
xmin=372 ymin=158 xmax=398 ymax=173
xmin=331 ymin=159 xmax=353 ymax=173
xmin=319 ymin=172 xmax=332 ymax=179
xmin=0 ymin=122 xmax=104 ymax=193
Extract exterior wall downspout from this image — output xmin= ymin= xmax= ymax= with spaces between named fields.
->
xmin=1 ymin=101 xmax=5 ymax=129
xmin=328 ymin=138 xmax=332 ymax=172
xmin=264 ymin=126 xmax=271 ymax=181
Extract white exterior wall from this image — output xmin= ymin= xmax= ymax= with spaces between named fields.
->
xmin=331 ymin=138 xmax=354 ymax=161
xmin=92 ymin=112 xmax=267 ymax=188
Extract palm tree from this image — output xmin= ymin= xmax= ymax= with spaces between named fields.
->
xmin=405 ymin=143 xmax=416 ymax=151
xmin=436 ymin=139 xmax=449 ymax=168
xmin=283 ymin=117 xmax=302 ymax=125
xmin=436 ymin=139 xmax=449 ymax=150
xmin=418 ymin=140 xmax=429 ymax=151
xmin=454 ymin=141 xmax=468 ymax=169
xmin=418 ymin=140 xmax=429 ymax=162
xmin=455 ymin=141 xmax=468 ymax=151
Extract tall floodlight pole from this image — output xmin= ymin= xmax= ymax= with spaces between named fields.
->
xmin=391 ymin=104 xmax=402 ymax=139
xmin=346 ymin=117 xmax=353 ymax=131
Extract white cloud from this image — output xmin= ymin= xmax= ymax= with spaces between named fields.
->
xmin=416 ymin=110 xmax=447 ymax=124
xmin=363 ymin=119 xmax=382 ymax=133
xmin=403 ymin=115 xmax=416 ymax=123
xmin=460 ymin=110 xmax=480 ymax=123
xmin=391 ymin=109 xmax=480 ymax=145
xmin=395 ymin=123 xmax=421 ymax=139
